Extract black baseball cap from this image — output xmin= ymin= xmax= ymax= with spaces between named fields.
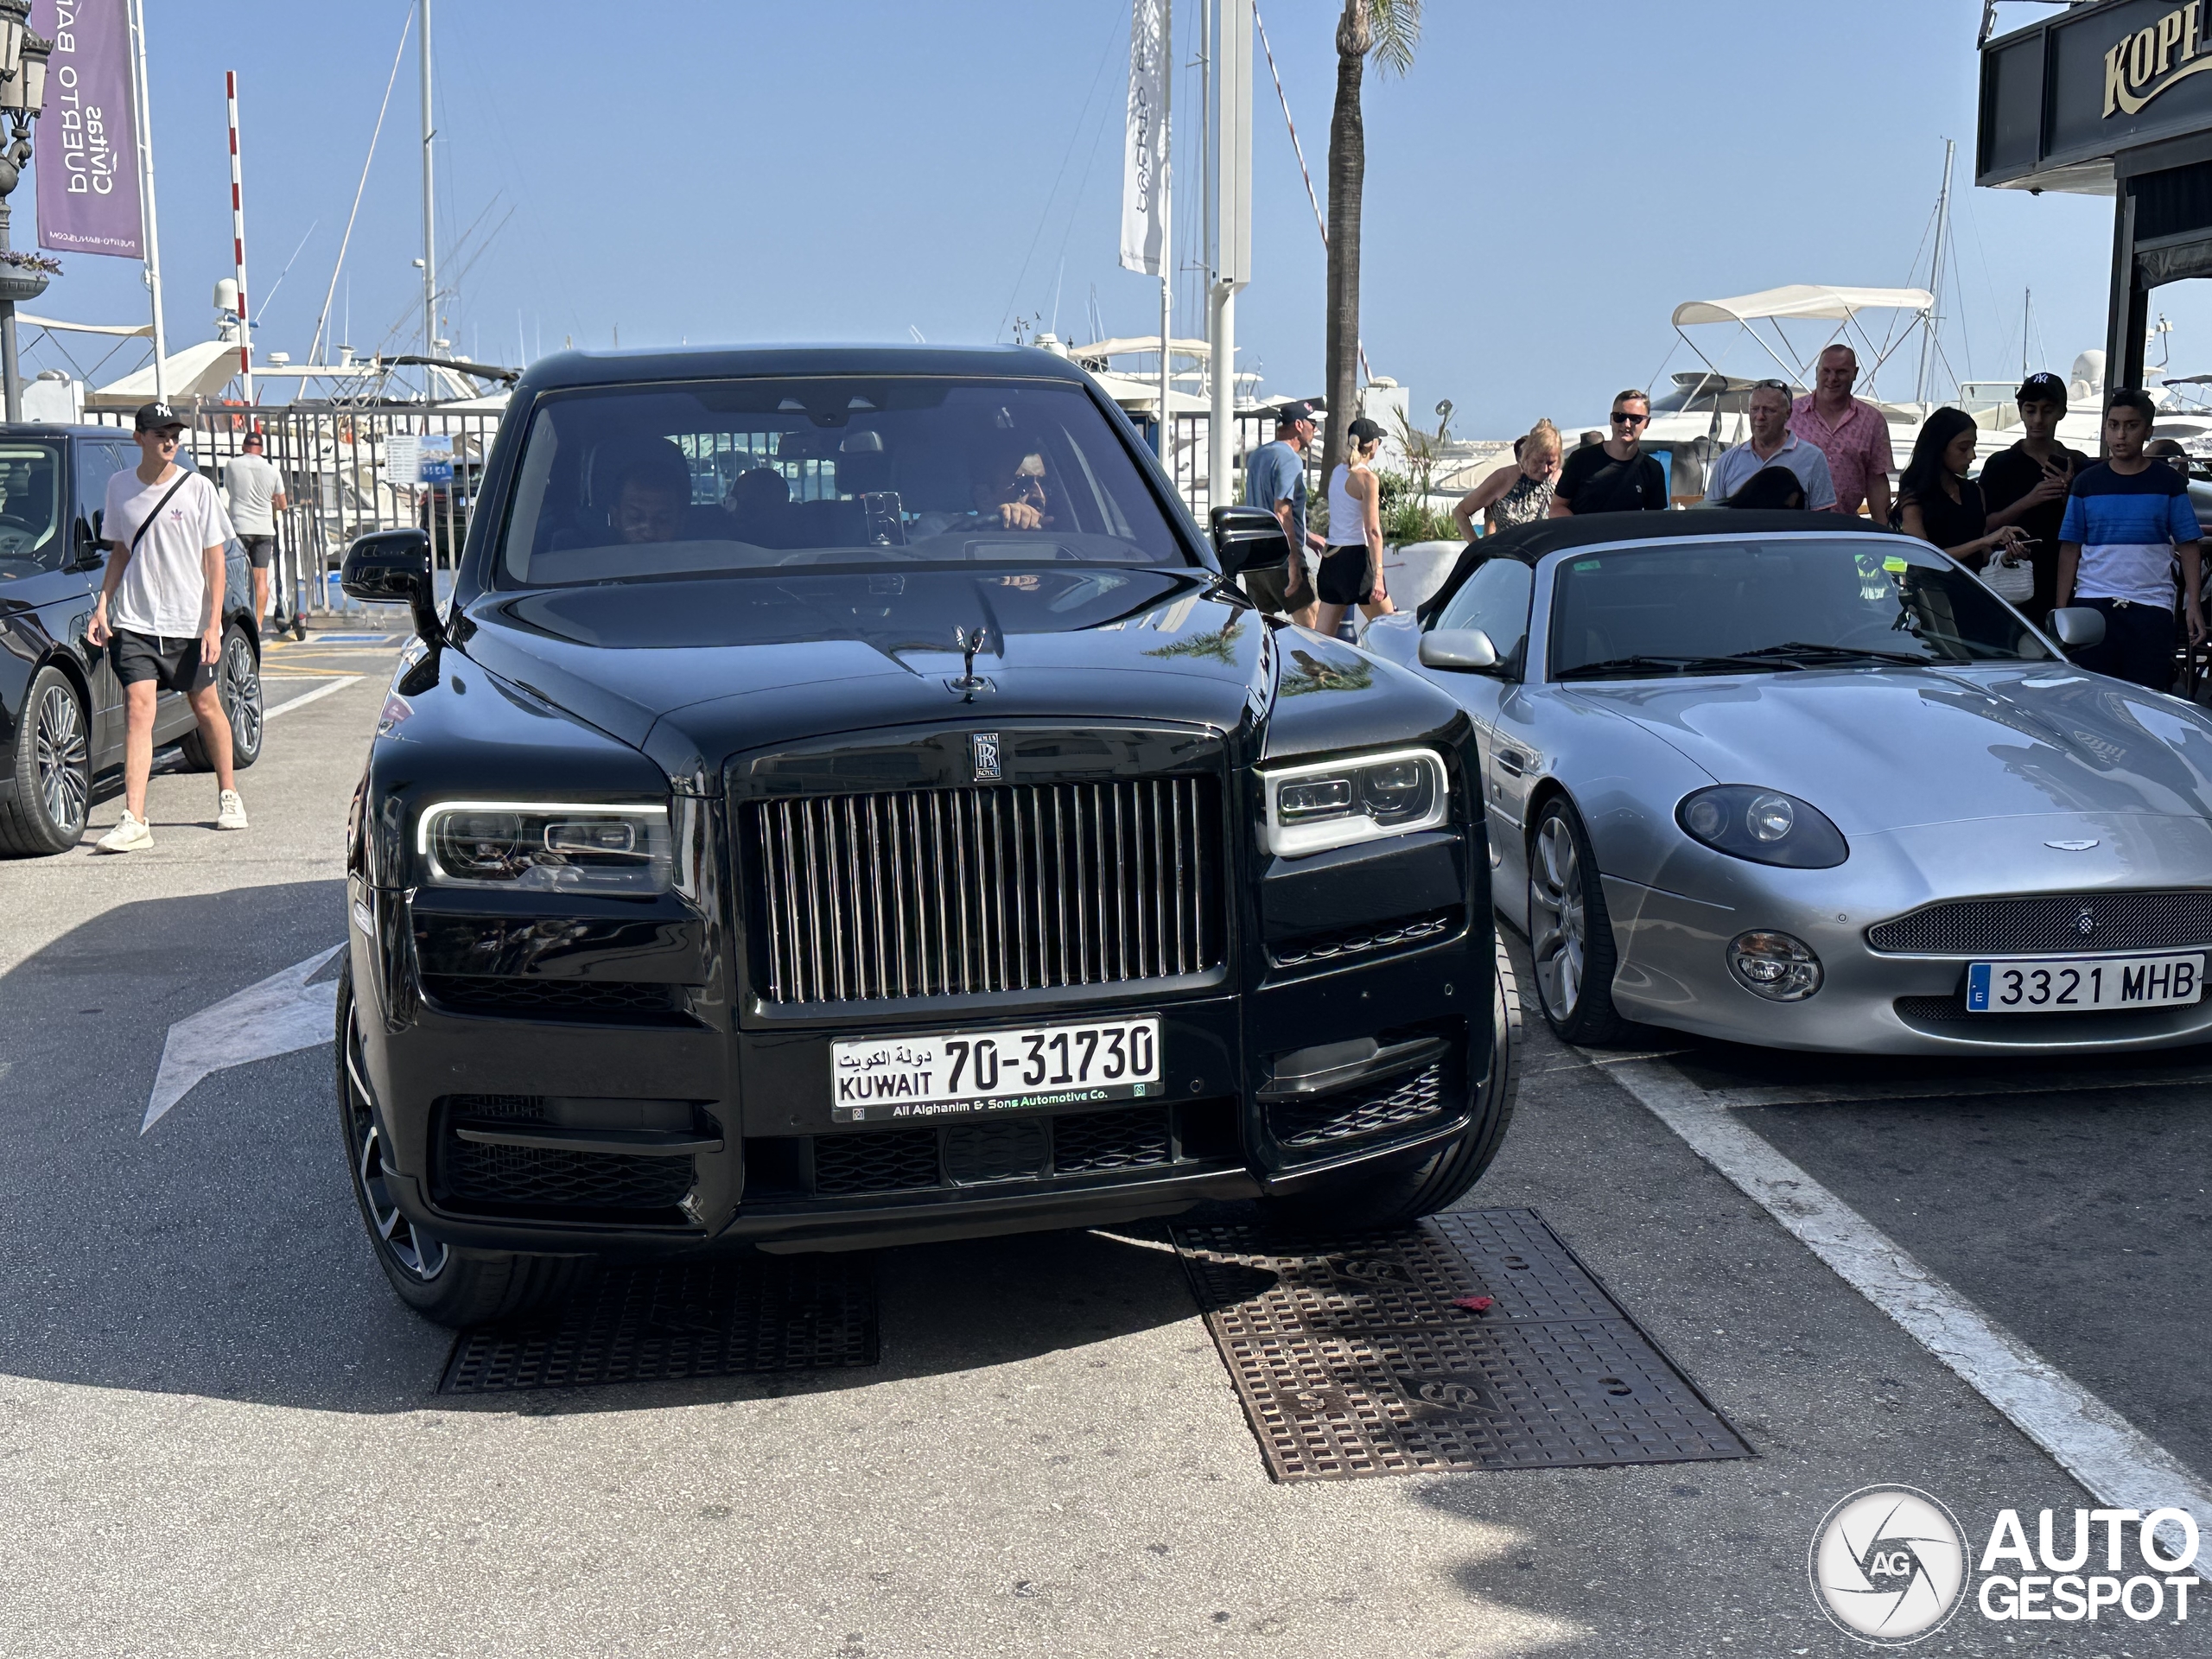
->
xmin=2016 ymin=372 xmax=2069 ymax=404
xmin=1274 ymin=400 xmax=1316 ymax=426
xmin=133 ymin=400 xmax=182 ymax=432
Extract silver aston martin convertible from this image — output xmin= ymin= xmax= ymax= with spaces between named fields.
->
xmin=1361 ymin=508 xmax=2212 ymax=1054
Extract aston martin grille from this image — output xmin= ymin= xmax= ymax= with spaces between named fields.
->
xmin=1866 ymin=891 xmax=2212 ymax=956
xmin=749 ymin=779 xmax=1224 ymax=1004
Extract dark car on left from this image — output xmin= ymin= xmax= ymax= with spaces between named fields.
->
xmin=0 ymin=424 xmax=264 ymax=855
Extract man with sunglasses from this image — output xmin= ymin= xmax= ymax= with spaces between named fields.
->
xmin=1549 ymin=389 xmax=1668 ymax=516
xmin=1789 ymin=344 xmax=1894 ymax=522
xmin=1702 ymin=380 xmax=1835 ymax=507
xmin=84 ymin=402 xmax=248 ymax=851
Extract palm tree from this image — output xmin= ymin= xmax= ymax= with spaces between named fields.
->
xmin=1322 ymin=0 xmax=1421 ymax=493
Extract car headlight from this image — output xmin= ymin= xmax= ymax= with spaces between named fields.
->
xmin=1676 ymin=785 xmax=1848 ymax=868
xmin=1261 ymin=747 xmax=1449 ymax=856
xmin=1728 ymin=930 xmax=1823 ymax=1001
xmin=417 ymin=800 xmax=673 ymax=893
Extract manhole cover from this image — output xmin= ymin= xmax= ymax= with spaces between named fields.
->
xmin=440 ymin=1255 xmax=878 ymax=1395
xmin=1174 ymin=1208 xmax=1751 ymax=1481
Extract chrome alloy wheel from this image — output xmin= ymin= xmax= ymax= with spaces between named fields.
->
xmin=34 ymin=682 xmax=89 ymax=837
xmin=1529 ymin=815 xmax=1587 ymax=1023
xmin=224 ymin=632 xmax=262 ymax=755
xmin=343 ymin=1001 xmax=448 ymax=1282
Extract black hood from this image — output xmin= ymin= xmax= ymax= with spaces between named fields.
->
xmin=457 ymin=568 xmax=1274 ymax=784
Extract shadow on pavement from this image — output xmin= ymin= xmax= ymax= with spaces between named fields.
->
xmin=0 ymin=882 xmax=1211 ymax=1415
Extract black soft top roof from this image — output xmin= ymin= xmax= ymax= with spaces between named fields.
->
xmin=1416 ymin=508 xmax=1904 ymax=626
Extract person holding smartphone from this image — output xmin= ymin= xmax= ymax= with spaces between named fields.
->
xmin=1980 ymin=372 xmax=2093 ymax=624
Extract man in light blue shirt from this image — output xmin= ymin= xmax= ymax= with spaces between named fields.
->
xmin=1243 ymin=401 xmax=1323 ymax=624
xmin=1704 ymin=380 xmax=1837 ymax=509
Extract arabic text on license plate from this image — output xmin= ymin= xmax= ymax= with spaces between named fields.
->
xmin=1965 ymin=954 xmax=2204 ymax=1013
xmin=830 ymin=1016 xmax=1163 ymax=1123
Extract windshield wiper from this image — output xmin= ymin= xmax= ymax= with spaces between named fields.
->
xmin=1554 ymin=653 xmax=1806 ymax=682
xmin=1738 ymin=641 xmax=1931 ymax=667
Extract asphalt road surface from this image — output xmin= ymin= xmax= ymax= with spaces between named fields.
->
xmin=0 ymin=630 xmax=2203 ymax=1657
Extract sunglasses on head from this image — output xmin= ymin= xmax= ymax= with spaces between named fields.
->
xmin=1611 ymin=410 xmax=1649 ymax=427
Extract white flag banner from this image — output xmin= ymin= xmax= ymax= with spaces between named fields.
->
xmin=1120 ymin=0 xmax=1170 ymax=276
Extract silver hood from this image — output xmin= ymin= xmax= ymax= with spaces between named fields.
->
xmin=1564 ymin=666 xmax=2212 ymax=833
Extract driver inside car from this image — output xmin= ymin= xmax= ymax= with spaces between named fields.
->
xmin=973 ymin=436 xmax=1054 ymax=530
xmin=605 ymin=439 xmax=692 ymax=544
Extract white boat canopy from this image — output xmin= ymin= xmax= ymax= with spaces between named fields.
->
xmin=1671 ymin=285 xmax=1935 ymax=327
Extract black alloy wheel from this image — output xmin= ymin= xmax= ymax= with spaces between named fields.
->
xmin=0 ymin=667 xmax=91 ymax=856
xmin=1261 ymin=934 xmax=1523 ymax=1232
xmin=336 ymin=962 xmax=592 ymax=1327
xmin=1526 ymin=795 xmax=1630 ymax=1046
xmin=179 ymin=624 xmax=263 ymax=772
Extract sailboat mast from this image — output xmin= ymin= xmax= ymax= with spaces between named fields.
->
xmin=420 ymin=0 xmax=437 ymax=363
xmin=1157 ymin=0 xmax=1172 ymax=465
xmin=1916 ymin=138 xmax=1955 ymax=408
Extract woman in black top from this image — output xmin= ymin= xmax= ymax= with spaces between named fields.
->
xmin=1897 ymin=407 xmax=2028 ymax=570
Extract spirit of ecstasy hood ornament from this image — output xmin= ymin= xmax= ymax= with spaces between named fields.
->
xmin=950 ymin=626 xmax=991 ymax=701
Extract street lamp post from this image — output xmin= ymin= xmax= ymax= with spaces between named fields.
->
xmin=0 ymin=0 xmax=53 ymax=422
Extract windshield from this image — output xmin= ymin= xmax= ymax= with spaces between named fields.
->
xmin=496 ymin=376 xmax=1186 ymax=587
xmin=1547 ymin=536 xmax=2053 ymax=680
xmin=0 ymin=442 xmax=63 ymax=577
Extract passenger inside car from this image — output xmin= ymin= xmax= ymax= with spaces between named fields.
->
xmin=724 ymin=466 xmax=795 ymax=547
xmin=607 ymin=439 xmax=691 ymax=544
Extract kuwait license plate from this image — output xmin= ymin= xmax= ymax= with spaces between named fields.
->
xmin=1965 ymin=954 xmax=2205 ymax=1013
xmin=830 ymin=1015 xmax=1162 ymax=1124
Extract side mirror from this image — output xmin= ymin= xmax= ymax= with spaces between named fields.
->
xmin=1418 ymin=628 xmax=1503 ymax=672
xmin=1210 ymin=504 xmax=1292 ymax=579
xmin=341 ymin=527 xmax=442 ymax=645
xmin=2049 ymin=607 xmax=2106 ymax=651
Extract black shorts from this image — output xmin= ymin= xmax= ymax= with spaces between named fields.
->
xmin=2073 ymin=596 xmax=2176 ymax=692
xmin=240 ymin=534 xmax=278 ymax=569
xmin=111 ymin=628 xmax=217 ymax=695
xmin=1316 ymin=545 xmax=1376 ymax=607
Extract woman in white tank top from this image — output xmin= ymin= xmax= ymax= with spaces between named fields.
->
xmin=1314 ymin=417 xmax=1396 ymax=639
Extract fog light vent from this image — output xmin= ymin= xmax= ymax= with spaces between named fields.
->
xmin=1727 ymin=931 xmax=1823 ymax=1001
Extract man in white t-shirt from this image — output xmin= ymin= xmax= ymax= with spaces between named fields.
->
xmin=84 ymin=402 xmax=249 ymax=851
xmin=223 ymin=429 xmax=287 ymax=624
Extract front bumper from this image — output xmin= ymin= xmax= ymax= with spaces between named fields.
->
xmin=1603 ymin=812 xmax=2212 ymax=1054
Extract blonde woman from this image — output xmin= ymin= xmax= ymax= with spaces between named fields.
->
xmin=1315 ymin=417 xmax=1395 ymax=639
xmin=1453 ymin=419 xmax=1561 ymax=538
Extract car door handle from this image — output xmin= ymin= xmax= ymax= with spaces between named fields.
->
xmin=1496 ymin=748 xmax=1529 ymax=777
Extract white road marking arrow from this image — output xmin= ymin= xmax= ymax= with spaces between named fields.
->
xmin=142 ymin=945 xmax=344 ymax=1134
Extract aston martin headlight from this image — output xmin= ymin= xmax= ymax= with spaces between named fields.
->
xmin=418 ymin=801 xmax=673 ymax=893
xmin=1675 ymin=785 xmax=1847 ymax=869
xmin=1728 ymin=930 xmax=1824 ymax=1001
xmin=1262 ymin=748 xmax=1449 ymax=856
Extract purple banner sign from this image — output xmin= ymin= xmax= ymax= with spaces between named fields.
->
xmin=32 ymin=0 xmax=143 ymax=258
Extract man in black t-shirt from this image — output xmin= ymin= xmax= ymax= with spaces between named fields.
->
xmin=1551 ymin=388 xmax=1669 ymax=515
xmin=1979 ymin=371 xmax=2093 ymax=624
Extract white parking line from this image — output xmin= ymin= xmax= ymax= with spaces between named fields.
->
xmin=264 ymin=676 xmax=365 ymax=720
xmin=1607 ymin=1056 xmax=2212 ymax=1541
xmin=1663 ymin=1064 xmax=2212 ymax=1110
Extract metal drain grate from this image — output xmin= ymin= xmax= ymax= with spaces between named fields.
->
xmin=1174 ymin=1207 xmax=1751 ymax=1481
xmin=439 ymin=1255 xmax=878 ymax=1394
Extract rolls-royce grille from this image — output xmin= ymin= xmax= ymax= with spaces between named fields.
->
xmin=1866 ymin=891 xmax=2212 ymax=956
xmin=750 ymin=779 xmax=1224 ymax=1004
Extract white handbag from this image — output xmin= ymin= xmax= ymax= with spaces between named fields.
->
xmin=1981 ymin=550 xmax=2035 ymax=603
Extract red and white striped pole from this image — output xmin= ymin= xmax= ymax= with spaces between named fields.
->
xmin=226 ymin=70 xmax=252 ymax=405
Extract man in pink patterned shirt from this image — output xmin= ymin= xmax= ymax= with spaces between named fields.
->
xmin=1789 ymin=344 xmax=1895 ymax=522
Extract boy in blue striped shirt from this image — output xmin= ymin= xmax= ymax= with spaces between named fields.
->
xmin=2056 ymin=389 xmax=2205 ymax=690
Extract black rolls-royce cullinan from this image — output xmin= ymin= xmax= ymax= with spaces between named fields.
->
xmin=340 ymin=345 xmax=1518 ymax=1325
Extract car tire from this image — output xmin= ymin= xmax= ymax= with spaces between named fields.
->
xmin=1261 ymin=934 xmax=1522 ymax=1232
xmin=178 ymin=624 xmax=263 ymax=772
xmin=336 ymin=962 xmax=594 ymax=1327
xmin=0 ymin=666 xmax=92 ymax=856
xmin=1527 ymin=794 xmax=1630 ymax=1046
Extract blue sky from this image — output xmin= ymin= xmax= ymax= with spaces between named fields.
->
xmin=19 ymin=1 xmax=2158 ymax=435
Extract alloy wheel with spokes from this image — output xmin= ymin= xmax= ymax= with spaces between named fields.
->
xmin=35 ymin=680 xmax=89 ymax=840
xmin=1525 ymin=797 xmax=1628 ymax=1045
xmin=344 ymin=998 xmax=448 ymax=1283
xmin=224 ymin=630 xmax=264 ymax=762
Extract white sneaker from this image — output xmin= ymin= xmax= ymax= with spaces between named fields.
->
xmin=216 ymin=789 xmax=250 ymax=830
xmin=96 ymin=811 xmax=154 ymax=853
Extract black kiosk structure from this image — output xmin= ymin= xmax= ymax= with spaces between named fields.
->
xmin=1981 ymin=0 xmax=2212 ymax=395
